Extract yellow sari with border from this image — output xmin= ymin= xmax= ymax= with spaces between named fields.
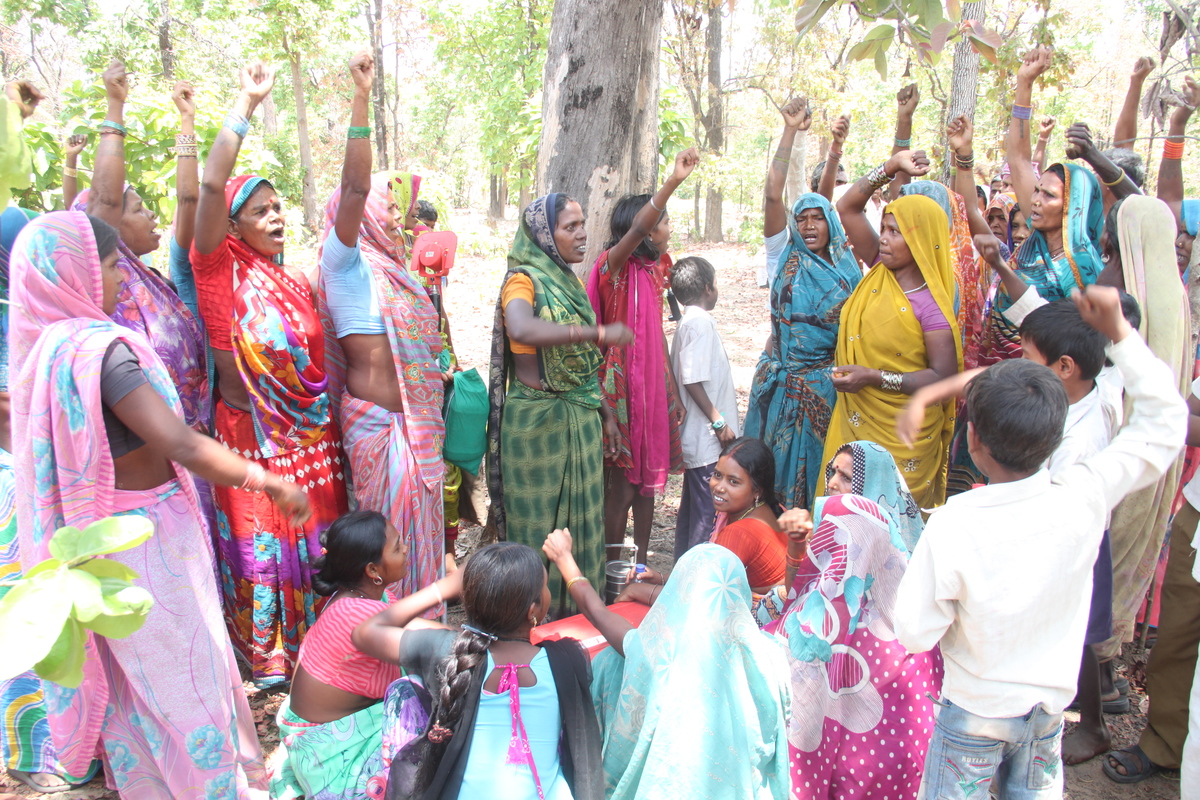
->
xmin=822 ymin=194 xmax=963 ymax=508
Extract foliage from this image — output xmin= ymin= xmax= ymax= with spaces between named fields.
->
xmin=0 ymin=516 xmax=156 ymax=689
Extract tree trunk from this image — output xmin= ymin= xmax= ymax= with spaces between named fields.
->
xmin=702 ymin=2 xmax=723 ymax=242
xmin=538 ymin=0 xmax=664 ymax=275
xmin=288 ymin=48 xmax=319 ymax=232
xmin=157 ymin=0 xmax=175 ymax=80
xmin=261 ymin=93 xmax=279 ymax=136
xmin=488 ymin=174 xmax=504 ymax=227
xmin=366 ymin=0 xmax=389 ymax=169
xmin=941 ymin=0 xmax=985 ymax=184
xmin=518 ymin=167 xmax=533 ymax=211
xmin=785 ymin=132 xmax=808 ymax=206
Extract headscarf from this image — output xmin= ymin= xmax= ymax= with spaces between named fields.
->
xmin=589 ymin=544 xmax=791 ymax=799
xmin=0 ymin=206 xmax=36 ymax=393
xmin=774 ymin=193 xmax=862 ymax=314
xmin=826 ymin=440 xmax=924 ymax=553
xmin=1008 ymin=163 xmax=1103 ymax=304
xmin=986 ymin=191 xmax=1018 ymax=252
xmin=1183 ymin=198 xmax=1200 ymax=238
xmin=999 ymin=160 xmax=1040 ymax=182
xmin=523 ymin=192 xmax=570 ymax=270
xmin=72 ymin=187 xmax=209 ymax=428
xmin=390 ymin=172 xmax=421 ymax=219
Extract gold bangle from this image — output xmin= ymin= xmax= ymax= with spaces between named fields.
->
xmin=63 ymin=167 xmax=78 ymax=178
xmin=1101 ymin=171 xmax=1125 ymax=187
xmin=566 ymin=576 xmax=589 ymax=593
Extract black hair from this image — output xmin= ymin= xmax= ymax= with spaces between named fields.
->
xmin=554 ymin=193 xmax=572 ymax=215
xmin=231 ymin=180 xmax=276 ymax=221
xmin=87 ymin=214 xmax=120 ymax=261
xmin=416 ymin=199 xmax=438 ymax=224
xmin=605 ymin=193 xmax=661 ymax=262
xmin=976 ymin=186 xmax=988 ymax=201
xmin=720 ymin=437 xmax=784 ymax=515
xmin=966 ymin=359 xmax=1067 ymax=473
xmin=809 ymin=159 xmax=848 ymax=193
xmin=1118 ymin=290 xmax=1142 ymax=331
xmin=1046 ymin=163 xmax=1066 ymax=185
xmin=671 ymin=256 xmax=716 ymax=306
xmin=1104 ymin=197 xmax=1126 ymax=260
xmin=1102 ymin=148 xmax=1146 ymax=189
xmin=417 ymin=542 xmax=545 ymax=791
xmin=1019 ymin=299 xmax=1108 ymax=381
xmin=310 ymin=510 xmax=389 ymax=596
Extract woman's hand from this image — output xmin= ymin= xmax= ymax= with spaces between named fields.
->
xmin=896 ymin=394 xmax=928 ymax=448
xmin=172 ymin=80 xmax=196 ymax=118
xmin=437 ymin=567 xmax=464 ymax=602
xmin=64 ymin=134 xmax=87 ymax=159
xmin=715 ymin=423 xmax=736 ymax=446
xmin=602 ymin=413 xmax=620 ymax=459
xmin=896 ymin=83 xmax=920 ymax=119
xmin=1016 ymin=46 xmax=1053 ymax=86
xmin=946 ymin=114 xmax=973 ymax=155
xmin=1038 ymin=116 xmax=1056 ymax=140
xmin=1064 ymin=121 xmax=1098 ymax=161
xmin=830 ymin=114 xmax=851 ymax=146
xmin=781 ymin=96 xmax=812 ymax=131
xmin=672 ymin=148 xmax=700 ymax=183
xmin=601 ymin=322 xmax=634 ymax=347
xmin=5 ymin=80 xmax=43 ymax=119
xmin=831 ymin=364 xmax=880 ymax=394
xmin=102 ymin=60 xmax=128 ymax=104
xmin=542 ymin=528 xmax=578 ymax=570
xmin=349 ymin=49 xmax=374 ymax=93
xmin=778 ymin=508 xmax=813 ymax=545
xmin=239 ymin=61 xmax=277 ymax=110
xmin=1131 ymin=56 xmax=1156 ymax=82
xmin=973 ymin=232 xmax=1006 ymax=269
xmin=886 ymin=149 xmax=932 ymax=178
xmin=266 ymin=479 xmax=312 ymax=527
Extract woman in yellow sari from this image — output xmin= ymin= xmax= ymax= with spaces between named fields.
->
xmin=824 ymin=192 xmax=963 ymax=508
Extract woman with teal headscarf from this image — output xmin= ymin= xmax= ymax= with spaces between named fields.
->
xmin=542 ymin=531 xmax=791 ymax=800
xmin=747 ymin=189 xmax=861 ymax=511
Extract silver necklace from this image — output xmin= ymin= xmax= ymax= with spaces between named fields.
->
xmin=902 ymin=281 xmax=928 ymax=295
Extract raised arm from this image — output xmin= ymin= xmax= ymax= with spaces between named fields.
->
xmin=764 ymin=97 xmax=811 ymax=238
xmin=1033 ymin=116 xmax=1055 ymax=174
xmin=351 ymin=571 xmax=463 ymax=664
xmin=836 ymin=149 xmax=931 ymax=267
xmin=1065 ymin=122 xmax=1140 ymax=200
xmin=1114 ymin=58 xmax=1155 ymax=147
xmin=974 ymin=232 xmax=1029 ymax=301
xmin=86 ymin=60 xmax=129 ymax=229
xmin=194 ymin=62 xmax=276 ymax=256
xmin=889 ymin=84 xmax=919 ymax=198
xmin=606 ymin=149 xmax=699 ymax=275
xmin=334 ymin=50 xmax=375 ymax=248
xmin=897 ymin=367 xmax=986 ymax=447
xmin=1158 ymin=75 xmax=1197 ymax=228
xmin=543 ymin=529 xmax=634 ymax=657
xmin=817 ymin=115 xmax=850 ymax=202
xmin=171 ymin=81 xmax=199 ymax=250
xmin=1006 ymin=47 xmax=1053 ymax=220
xmin=62 ymin=134 xmax=87 ymax=209
xmin=947 ymin=114 xmax=990 ymax=236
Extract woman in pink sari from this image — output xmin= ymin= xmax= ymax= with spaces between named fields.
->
xmin=10 ymin=211 xmax=309 ymax=798
xmin=587 ymin=149 xmax=698 ymax=560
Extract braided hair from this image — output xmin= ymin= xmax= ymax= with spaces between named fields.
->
xmin=415 ymin=542 xmax=546 ymax=792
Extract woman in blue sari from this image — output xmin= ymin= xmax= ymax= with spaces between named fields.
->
xmin=747 ymin=103 xmax=862 ymax=511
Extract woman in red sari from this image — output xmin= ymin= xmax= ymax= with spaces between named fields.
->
xmin=190 ymin=62 xmax=348 ymax=686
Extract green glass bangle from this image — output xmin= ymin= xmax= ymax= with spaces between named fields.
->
xmin=348 ymin=126 xmax=372 ymax=140
xmin=98 ymin=119 xmax=127 ymax=134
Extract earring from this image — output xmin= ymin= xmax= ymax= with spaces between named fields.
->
xmin=373 ymin=576 xmax=383 ymax=586
xmin=1102 ymin=253 xmax=1111 ymax=263
xmin=529 ymin=615 xmax=538 ymax=628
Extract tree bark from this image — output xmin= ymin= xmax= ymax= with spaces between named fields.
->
xmin=158 ymin=0 xmax=175 ymax=80
xmin=488 ymin=172 xmax=506 ymax=224
xmin=538 ymin=0 xmax=664 ymax=275
xmin=702 ymin=1 xmax=723 ymax=242
xmin=261 ymin=94 xmax=279 ymax=136
xmin=941 ymin=1 xmax=985 ymax=183
xmin=366 ymin=0 xmax=389 ymax=169
xmin=288 ymin=46 xmax=319 ymax=232
xmin=785 ymin=131 xmax=807 ymax=207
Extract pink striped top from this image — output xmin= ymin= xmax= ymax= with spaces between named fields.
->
xmin=298 ymin=596 xmax=400 ymax=698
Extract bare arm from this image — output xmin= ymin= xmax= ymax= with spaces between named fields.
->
xmin=831 ymin=328 xmax=959 ymax=396
xmin=817 ymin=115 xmax=850 ymax=202
xmin=334 ymin=51 xmax=375 ymax=249
xmin=1114 ymin=58 xmax=1155 ymax=148
xmin=86 ymin=60 xmax=129 ymax=229
xmin=897 ymin=367 xmax=986 ymax=446
xmin=685 ymin=382 xmax=736 ymax=445
xmin=606 ymin=149 xmax=699 ymax=276
xmin=889 ymin=84 xmax=919 ymax=199
xmin=351 ymin=573 xmax=463 ymax=665
xmin=1188 ymin=392 xmax=1200 ymax=448
xmin=543 ymin=529 xmax=634 ymax=657
xmin=504 ymin=298 xmax=630 ymax=349
xmin=1158 ymin=76 xmax=1197 ymax=227
xmin=62 ymin=134 xmax=86 ymax=209
xmin=1032 ymin=116 xmax=1055 ymax=174
xmin=764 ymin=98 xmax=811 ymax=238
xmin=1066 ymin=123 xmax=1140 ymax=201
xmin=171 ymin=82 xmax=199 ymax=250
xmin=974 ymin=233 xmax=1029 ymax=300
xmin=836 ymin=150 xmax=932 ymax=267
xmin=1006 ymin=47 xmax=1052 ymax=221
xmin=947 ymin=114 xmax=990 ymax=236
xmin=194 ymin=63 xmax=276 ymax=256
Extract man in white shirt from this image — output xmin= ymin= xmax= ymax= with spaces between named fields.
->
xmin=895 ymin=286 xmax=1187 ymax=800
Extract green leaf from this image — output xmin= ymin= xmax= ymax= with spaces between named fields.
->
xmin=0 ymin=571 xmax=74 ymax=680
xmin=75 ymin=558 xmax=137 ymax=583
xmin=49 ymin=517 xmax=153 ymax=564
xmin=34 ymin=618 xmax=86 ymax=689
xmin=875 ymin=48 xmax=890 ymax=80
xmin=794 ymin=0 xmax=837 ymax=37
xmin=64 ymin=569 xmax=105 ymax=623
xmin=80 ymin=580 xmax=152 ymax=640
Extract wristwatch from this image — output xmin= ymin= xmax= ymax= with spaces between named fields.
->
xmin=711 ymin=418 xmax=727 ymax=431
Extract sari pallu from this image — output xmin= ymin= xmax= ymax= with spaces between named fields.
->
xmin=586 ymin=251 xmax=681 ymax=494
xmin=271 ymin=696 xmax=388 ymax=800
xmin=1098 ymin=197 xmax=1191 ymax=662
xmin=822 ymin=195 xmax=963 ymax=509
xmin=8 ymin=212 xmax=264 ymax=795
xmin=319 ymin=174 xmax=445 ymax=612
xmin=766 ymin=494 xmax=942 ymax=800
xmin=487 ymin=195 xmax=605 ymax=610
xmin=746 ymin=194 xmax=861 ymax=510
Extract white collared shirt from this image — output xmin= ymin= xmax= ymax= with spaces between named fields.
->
xmin=894 ymin=333 xmax=1187 ymax=718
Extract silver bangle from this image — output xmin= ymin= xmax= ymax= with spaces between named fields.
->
xmin=649 ymin=196 xmax=663 ymax=212
xmin=866 ymin=163 xmax=892 ymax=192
xmin=880 ymin=369 xmax=904 ymax=392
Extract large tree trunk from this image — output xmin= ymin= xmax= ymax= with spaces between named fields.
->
xmin=702 ymin=2 xmax=723 ymax=242
xmin=157 ymin=0 xmax=174 ymax=80
xmin=288 ymin=47 xmax=319 ymax=232
xmin=785 ymin=131 xmax=808 ymax=206
xmin=366 ymin=0 xmax=389 ymax=169
xmin=261 ymin=93 xmax=279 ymax=136
xmin=488 ymin=172 xmax=506 ymax=225
xmin=538 ymin=0 xmax=664 ymax=275
xmin=941 ymin=1 xmax=985 ymax=184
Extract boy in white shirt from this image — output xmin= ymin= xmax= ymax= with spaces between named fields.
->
xmin=669 ymin=256 xmax=739 ymax=558
xmin=894 ymin=286 xmax=1186 ymax=799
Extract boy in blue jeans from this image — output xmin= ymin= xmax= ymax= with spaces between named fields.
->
xmin=895 ymin=286 xmax=1186 ymax=799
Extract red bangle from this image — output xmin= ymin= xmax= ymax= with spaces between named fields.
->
xmin=1164 ymin=139 xmax=1185 ymax=160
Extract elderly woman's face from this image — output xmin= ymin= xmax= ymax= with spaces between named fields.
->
xmin=1029 ymin=172 xmax=1065 ymax=234
xmin=554 ymin=201 xmax=587 ymax=264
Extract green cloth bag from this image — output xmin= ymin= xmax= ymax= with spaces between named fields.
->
xmin=443 ymin=367 xmax=488 ymax=474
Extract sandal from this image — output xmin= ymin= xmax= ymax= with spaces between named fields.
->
xmin=7 ymin=769 xmax=74 ymax=794
xmin=1102 ymin=745 xmax=1161 ymax=784
xmin=1065 ymin=692 xmax=1131 ymax=714
xmin=1115 ymin=676 xmax=1130 ymax=696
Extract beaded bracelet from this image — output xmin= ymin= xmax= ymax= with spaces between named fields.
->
xmin=175 ymin=133 xmax=197 ymax=146
xmin=865 ymin=163 xmax=891 ymax=191
xmin=1163 ymin=139 xmax=1185 ymax=160
xmin=223 ymin=113 xmax=250 ymax=139
xmin=1011 ymin=104 xmax=1033 ymax=121
xmin=63 ymin=166 xmax=78 ymax=178
xmin=175 ymin=146 xmax=198 ymax=158
xmin=98 ymin=119 xmax=127 ymax=135
xmin=347 ymin=125 xmax=371 ymax=139
xmin=894 ymin=136 xmax=912 ymax=148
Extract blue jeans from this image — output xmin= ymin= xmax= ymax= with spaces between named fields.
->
xmin=922 ymin=697 xmax=1064 ymax=800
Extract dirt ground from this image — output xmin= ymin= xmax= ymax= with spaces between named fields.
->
xmin=0 ymin=235 xmax=1180 ymax=799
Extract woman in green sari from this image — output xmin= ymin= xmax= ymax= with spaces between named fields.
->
xmin=487 ymin=193 xmax=632 ymax=610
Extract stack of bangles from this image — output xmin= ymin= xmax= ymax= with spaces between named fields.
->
xmin=98 ymin=119 xmax=126 ymax=137
xmin=596 ymin=325 xmax=607 ymax=346
xmin=240 ymin=462 xmax=267 ymax=493
xmin=224 ymin=113 xmax=250 ymax=140
xmin=880 ymin=369 xmax=904 ymax=392
xmin=1012 ymin=104 xmax=1033 ymax=121
xmin=175 ymin=133 xmax=198 ymax=158
xmin=954 ymin=151 xmax=975 ymax=171
xmin=866 ymin=163 xmax=892 ymax=192
xmin=827 ymin=148 xmax=842 ymax=163
xmin=566 ymin=576 xmax=589 ymax=593
xmin=894 ymin=136 xmax=912 ymax=149
xmin=1163 ymin=139 xmax=1185 ymax=160
xmin=786 ymin=553 xmax=805 ymax=568
xmin=348 ymin=126 xmax=371 ymax=140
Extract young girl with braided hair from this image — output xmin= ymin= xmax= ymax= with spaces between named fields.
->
xmin=353 ymin=542 xmax=603 ymax=800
